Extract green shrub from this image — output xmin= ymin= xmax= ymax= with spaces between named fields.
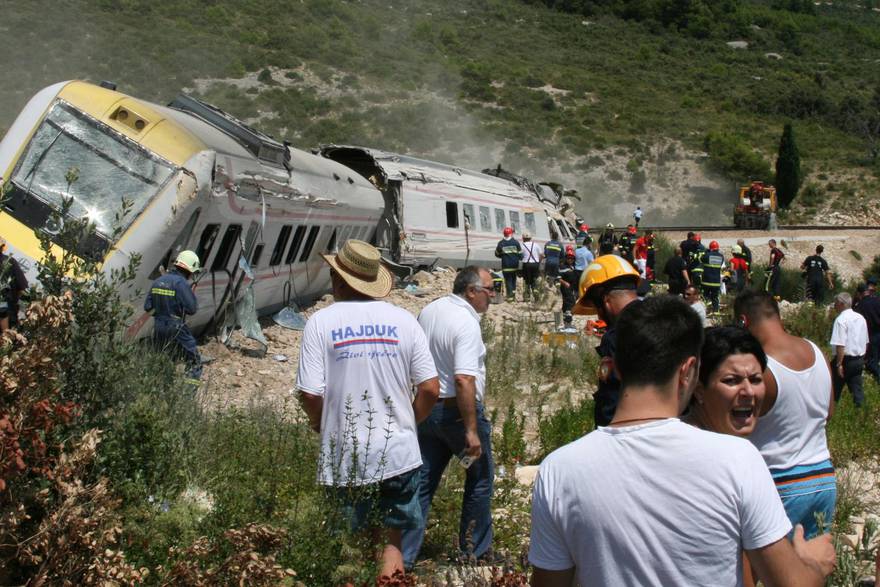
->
xmin=493 ymin=403 xmax=528 ymax=466
xmin=535 ymin=395 xmax=594 ymax=462
xmin=862 ymin=254 xmax=880 ymax=282
xmin=704 ymin=131 xmax=772 ymax=183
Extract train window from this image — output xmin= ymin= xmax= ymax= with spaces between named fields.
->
xmin=210 ymin=224 xmax=242 ymax=272
xmin=195 ymin=223 xmax=220 ymax=266
xmin=286 ymin=225 xmax=307 ymax=264
xmin=269 ymin=225 xmax=292 ymax=266
xmin=299 ymin=226 xmax=321 ymax=262
xmin=337 ymin=225 xmax=352 ymax=245
xmin=494 ymin=208 xmax=506 ymax=231
xmin=479 ymin=206 xmax=491 ymax=232
xmin=509 ymin=211 xmax=521 ymax=234
xmin=462 ymin=204 xmax=475 ymax=229
xmin=251 ymin=244 xmax=265 ymax=267
xmin=445 ymin=202 xmax=459 ymax=228
xmin=525 ymin=212 xmax=536 ymax=235
xmin=326 ymin=228 xmax=338 ymax=252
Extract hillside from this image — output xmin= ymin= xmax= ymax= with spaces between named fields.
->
xmin=2 ymin=0 xmax=879 ymax=225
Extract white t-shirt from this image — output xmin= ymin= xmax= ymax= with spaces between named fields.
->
xmin=297 ymin=300 xmax=437 ymax=486
xmin=521 ymin=241 xmax=541 ymax=263
xmin=830 ymin=308 xmax=868 ymax=357
xmin=417 ymin=294 xmax=486 ymax=401
xmin=529 ymin=419 xmax=791 ymax=587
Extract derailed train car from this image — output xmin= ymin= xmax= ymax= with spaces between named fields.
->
xmin=319 ymin=146 xmax=577 ymax=268
xmin=0 ymin=81 xmax=574 ymax=338
xmin=0 ymin=81 xmax=383 ymax=338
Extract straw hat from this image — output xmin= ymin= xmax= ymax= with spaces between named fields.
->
xmin=321 ymin=239 xmax=393 ymax=298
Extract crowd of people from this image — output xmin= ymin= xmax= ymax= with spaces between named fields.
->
xmin=284 ymin=226 xmax=880 ymax=584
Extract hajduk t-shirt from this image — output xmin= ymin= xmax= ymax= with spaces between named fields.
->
xmin=297 ymin=300 xmax=437 ymax=486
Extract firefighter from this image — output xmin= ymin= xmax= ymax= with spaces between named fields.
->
xmin=729 ymin=244 xmax=750 ymax=293
xmin=558 ymin=245 xmax=578 ymax=329
xmin=688 ymin=233 xmax=706 ymax=288
xmin=598 ymin=223 xmax=617 ymax=255
xmin=618 ymin=225 xmax=636 ymax=262
xmin=144 ymin=250 xmax=203 ymax=381
xmin=543 ymin=230 xmax=563 ymax=283
xmin=495 ymin=227 xmax=521 ymax=301
xmin=573 ymin=254 xmax=640 ymax=427
xmin=645 ymin=230 xmax=656 ymax=282
xmin=701 ymin=241 xmax=725 ymax=313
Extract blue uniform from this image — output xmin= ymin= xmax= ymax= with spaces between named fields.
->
xmin=543 ymin=239 xmax=563 ymax=278
xmin=144 ymin=268 xmax=201 ymax=379
xmin=701 ymin=250 xmax=724 ymax=312
xmin=495 ymin=237 xmax=522 ymax=299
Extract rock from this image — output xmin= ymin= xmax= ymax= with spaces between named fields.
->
xmin=765 ymin=52 xmax=783 ymax=60
xmin=412 ymin=270 xmax=434 ymax=284
xmin=840 ymin=533 xmax=860 ymax=550
xmin=727 ymin=41 xmax=749 ymax=49
xmin=515 ymin=465 xmax=540 ymax=486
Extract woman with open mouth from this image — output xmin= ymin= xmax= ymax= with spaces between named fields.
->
xmin=687 ymin=326 xmax=767 ymax=437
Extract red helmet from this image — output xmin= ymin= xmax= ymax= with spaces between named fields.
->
xmin=579 ymin=223 xmax=588 ymax=232
xmin=628 ymin=225 xmax=637 ymax=234
xmin=695 ymin=233 xmax=702 ymax=242
xmin=503 ymin=226 xmax=513 ymax=237
xmin=565 ymin=244 xmax=575 ymax=256
xmin=709 ymin=240 xmax=719 ymax=251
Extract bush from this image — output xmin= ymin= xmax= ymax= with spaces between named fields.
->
xmin=535 ymin=395 xmax=594 ymax=462
xmin=704 ymin=131 xmax=772 ymax=183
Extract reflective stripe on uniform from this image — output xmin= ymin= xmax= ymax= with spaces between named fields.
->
xmin=151 ymin=287 xmax=176 ymax=297
xmin=502 ymin=268 xmax=519 ymax=272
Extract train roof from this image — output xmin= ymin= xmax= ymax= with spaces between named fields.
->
xmin=320 ymin=144 xmax=536 ymax=202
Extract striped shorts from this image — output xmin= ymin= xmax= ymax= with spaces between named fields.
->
xmin=772 ymin=459 xmax=837 ymax=538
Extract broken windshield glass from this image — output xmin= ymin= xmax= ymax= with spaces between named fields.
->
xmin=10 ymin=100 xmax=175 ymax=238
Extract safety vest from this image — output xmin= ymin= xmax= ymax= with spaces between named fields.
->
xmin=496 ymin=238 xmax=522 ymax=271
xmin=544 ymin=240 xmax=562 ymax=264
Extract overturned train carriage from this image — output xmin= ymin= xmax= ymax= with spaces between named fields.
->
xmin=319 ymin=146 xmax=577 ymax=269
xmin=0 ymin=81 xmax=383 ymax=338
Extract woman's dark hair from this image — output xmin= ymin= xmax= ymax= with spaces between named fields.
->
xmin=698 ymin=327 xmax=767 ymax=386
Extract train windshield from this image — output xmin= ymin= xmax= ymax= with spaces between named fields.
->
xmin=10 ymin=100 xmax=174 ymax=240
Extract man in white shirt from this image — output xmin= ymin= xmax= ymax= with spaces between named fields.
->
xmin=402 ymin=266 xmax=494 ymax=568
xmin=683 ymin=283 xmax=708 ymax=327
xmin=297 ymin=240 xmax=440 ymax=579
xmin=520 ymin=232 xmax=543 ymax=302
xmin=529 ymin=295 xmax=836 ymax=587
xmin=830 ymin=292 xmax=869 ymax=407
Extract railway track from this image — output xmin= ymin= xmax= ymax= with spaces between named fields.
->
xmin=642 ymin=225 xmax=879 ymax=232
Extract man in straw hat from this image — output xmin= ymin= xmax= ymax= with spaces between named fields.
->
xmin=297 ymin=239 xmax=440 ymax=579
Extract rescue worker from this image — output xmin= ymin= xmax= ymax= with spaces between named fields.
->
xmin=598 ymin=223 xmax=617 ymax=255
xmin=144 ymin=250 xmax=203 ymax=381
xmin=575 ymin=223 xmax=590 ymax=246
xmin=729 ymin=244 xmax=750 ymax=293
xmin=701 ymin=240 xmax=725 ymax=313
xmin=688 ymin=233 xmax=705 ymax=288
xmin=520 ymin=231 xmax=542 ymax=302
xmin=801 ymin=245 xmax=833 ymax=304
xmin=558 ymin=245 xmax=578 ymax=329
xmin=633 ymin=232 xmax=649 ymax=279
xmin=0 ymin=237 xmax=28 ymax=333
xmin=645 ymin=230 xmax=656 ymax=282
xmin=543 ymin=230 xmax=563 ymax=283
xmin=495 ymin=227 xmax=521 ymax=301
xmin=573 ymin=254 xmax=640 ymax=427
xmin=618 ymin=225 xmax=636 ymax=262
xmin=767 ymin=239 xmax=785 ymax=300
xmin=680 ymin=232 xmax=698 ymax=281
xmin=737 ymin=238 xmax=753 ymax=276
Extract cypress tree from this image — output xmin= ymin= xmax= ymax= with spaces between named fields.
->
xmin=775 ymin=122 xmax=802 ymax=208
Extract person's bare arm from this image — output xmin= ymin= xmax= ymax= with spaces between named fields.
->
xmin=834 ymin=345 xmax=845 ymax=380
xmin=825 ymin=358 xmax=835 ymax=421
xmin=759 ymin=368 xmax=779 ymax=416
xmin=299 ymin=391 xmax=323 ymax=433
xmin=455 ymin=374 xmax=481 ymax=459
xmin=412 ymin=377 xmax=440 ymax=423
xmin=746 ymin=525 xmax=835 ymax=587
xmin=531 ymin=567 xmax=575 ymax=587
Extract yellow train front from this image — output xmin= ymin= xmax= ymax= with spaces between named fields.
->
xmin=0 ymin=81 xmax=384 ymax=337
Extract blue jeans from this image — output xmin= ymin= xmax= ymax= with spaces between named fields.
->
xmin=402 ymin=402 xmax=494 ymax=567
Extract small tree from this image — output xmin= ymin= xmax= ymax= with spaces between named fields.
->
xmin=775 ymin=122 xmax=802 ymax=208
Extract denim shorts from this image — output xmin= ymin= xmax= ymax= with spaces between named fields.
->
xmin=330 ymin=468 xmax=423 ymax=532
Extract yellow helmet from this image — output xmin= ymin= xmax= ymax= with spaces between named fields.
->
xmin=573 ymin=254 xmax=640 ymax=315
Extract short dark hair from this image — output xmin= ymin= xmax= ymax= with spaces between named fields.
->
xmin=453 ymin=265 xmax=486 ymax=295
xmin=615 ymin=296 xmax=704 ymax=388
xmin=698 ymin=327 xmax=767 ymax=386
xmin=687 ymin=231 xmax=695 ymax=238
xmin=733 ymin=289 xmax=779 ymax=324
xmin=816 ymin=244 xmax=824 ymax=254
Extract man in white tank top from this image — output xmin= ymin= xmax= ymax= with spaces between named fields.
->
xmin=734 ymin=290 xmax=836 ymax=539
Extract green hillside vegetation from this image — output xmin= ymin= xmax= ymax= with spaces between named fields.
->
xmin=1 ymin=0 xmax=880 ymax=218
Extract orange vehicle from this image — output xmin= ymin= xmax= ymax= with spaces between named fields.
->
xmin=734 ymin=181 xmax=777 ymax=229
